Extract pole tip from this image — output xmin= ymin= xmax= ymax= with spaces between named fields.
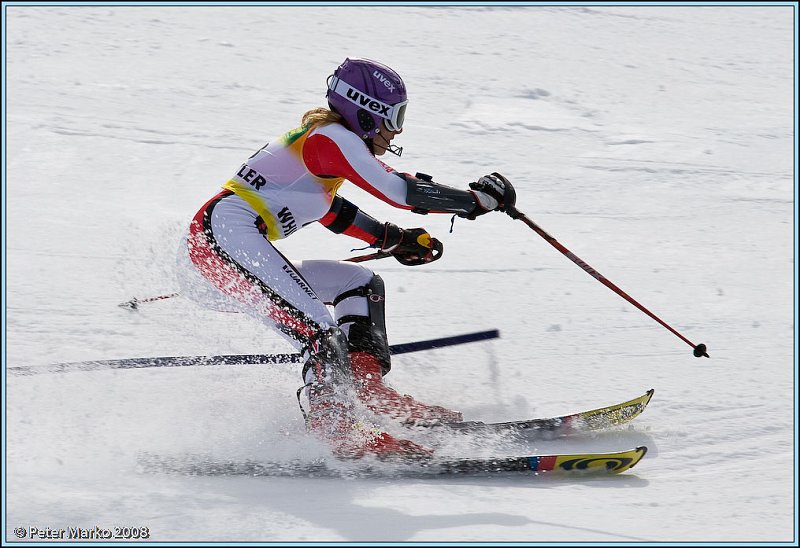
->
xmin=693 ymin=343 xmax=709 ymax=358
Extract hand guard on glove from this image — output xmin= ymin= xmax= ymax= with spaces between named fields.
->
xmin=379 ymin=224 xmax=443 ymax=266
xmin=466 ymin=172 xmax=512 ymax=219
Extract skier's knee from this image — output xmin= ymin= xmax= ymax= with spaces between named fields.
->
xmin=339 ymin=274 xmax=392 ymax=375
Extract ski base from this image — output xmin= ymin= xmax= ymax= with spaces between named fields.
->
xmin=439 ymin=389 xmax=654 ymax=437
xmin=139 ymin=446 xmax=647 ymax=478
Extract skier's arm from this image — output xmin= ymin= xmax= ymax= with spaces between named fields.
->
xmin=392 ymin=171 xmax=512 ymax=218
xmin=320 ymin=196 xmax=442 ymax=265
xmin=394 ymin=172 xmax=477 ymax=216
xmin=319 ymin=195 xmax=383 ymax=245
xmin=305 ymin=125 xmax=482 ymax=216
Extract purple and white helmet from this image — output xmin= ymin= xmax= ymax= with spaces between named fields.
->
xmin=326 ymin=58 xmax=408 ymax=140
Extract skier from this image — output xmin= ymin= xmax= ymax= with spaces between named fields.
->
xmin=183 ymin=57 xmax=512 ymax=458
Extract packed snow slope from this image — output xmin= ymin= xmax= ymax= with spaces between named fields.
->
xmin=4 ymin=5 xmax=796 ymax=544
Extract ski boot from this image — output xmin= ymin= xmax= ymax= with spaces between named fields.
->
xmin=301 ymin=327 xmax=432 ymax=459
xmin=349 ymin=351 xmax=463 ymax=426
xmin=305 ymin=381 xmax=431 ymax=459
xmin=334 ymin=274 xmax=463 ymax=426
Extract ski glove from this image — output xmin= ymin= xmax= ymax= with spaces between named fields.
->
xmin=379 ymin=223 xmax=443 ymax=266
xmin=466 ymin=172 xmax=511 ymax=219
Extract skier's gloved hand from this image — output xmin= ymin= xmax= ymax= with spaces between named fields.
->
xmin=379 ymin=223 xmax=443 ymax=266
xmin=466 ymin=172 xmax=511 ymax=220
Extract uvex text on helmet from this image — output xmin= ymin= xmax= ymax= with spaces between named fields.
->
xmin=326 ymin=58 xmax=408 ymax=139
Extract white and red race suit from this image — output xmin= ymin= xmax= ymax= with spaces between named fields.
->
xmin=181 ymin=122 xmax=478 ymax=354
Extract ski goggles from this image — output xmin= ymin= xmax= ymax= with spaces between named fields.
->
xmin=328 ymin=76 xmax=408 ymax=131
xmin=385 ymin=100 xmax=407 ymax=132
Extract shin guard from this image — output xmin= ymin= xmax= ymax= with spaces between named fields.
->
xmin=335 ymin=274 xmax=392 ymax=375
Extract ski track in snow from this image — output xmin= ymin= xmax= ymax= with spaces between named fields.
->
xmin=5 ymin=5 xmax=796 ymax=543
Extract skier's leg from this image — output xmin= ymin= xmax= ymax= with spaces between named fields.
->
xmin=296 ymin=260 xmax=463 ymax=425
xmin=184 ymin=192 xmax=430 ymax=456
xmin=185 ymin=191 xmax=333 ymax=353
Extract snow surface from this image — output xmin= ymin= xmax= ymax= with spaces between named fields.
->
xmin=4 ymin=4 xmax=796 ymax=544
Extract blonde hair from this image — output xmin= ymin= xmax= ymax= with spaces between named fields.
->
xmin=301 ymin=107 xmax=343 ymax=128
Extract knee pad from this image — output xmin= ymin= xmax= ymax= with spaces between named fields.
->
xmin=335 ymin=274 xmax=392 ymax=375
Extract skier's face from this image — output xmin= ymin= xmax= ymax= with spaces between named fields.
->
xmin=373 ymin=121 xmax=402 ymax=156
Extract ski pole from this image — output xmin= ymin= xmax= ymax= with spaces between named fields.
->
xmin=9 ymin=329 xmax=499 ymax=376
xmin=118 ymin=251 xmax=393 ymax=309
xmin=344 ymin=250 xmax=393 ymax=263
xmin=502 ymin=187 xmax=708 ymax=358
xmin=118 ymin=293 xmax=181 ymax=310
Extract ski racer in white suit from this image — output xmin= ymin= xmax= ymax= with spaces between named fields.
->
xmin=183 ymin=58 xmax=512 ymax=458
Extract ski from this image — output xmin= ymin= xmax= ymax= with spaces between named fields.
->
xmin=420 ymin=446 xmax=648 ymax=475
xmin=139 ymin=446 xmax=647 ymax=478
xmin=437 ymin=389 xmax=654 ymax=437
